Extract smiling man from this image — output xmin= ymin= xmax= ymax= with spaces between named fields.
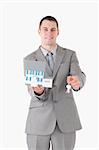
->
xmin=24 ymin=16 xmax=86 ymax=150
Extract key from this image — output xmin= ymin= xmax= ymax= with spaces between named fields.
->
xmin=65 ymin=84 xmax=71 ymax=93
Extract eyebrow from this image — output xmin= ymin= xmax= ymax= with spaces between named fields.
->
xmin=43 ymin=27 xmax=57 ymax=29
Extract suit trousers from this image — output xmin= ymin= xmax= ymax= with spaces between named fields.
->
xmin=26 ymin=122 xmax=76 ymax=150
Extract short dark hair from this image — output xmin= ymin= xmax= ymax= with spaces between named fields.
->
xmin=39 ymin=16 xmax=59 ymax=29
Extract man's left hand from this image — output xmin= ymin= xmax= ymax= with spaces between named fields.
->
xmin=67 ymin=76 xmax=81 ymax=90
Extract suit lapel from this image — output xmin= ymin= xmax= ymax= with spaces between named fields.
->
xmin=53 ymin=46 xmax=65 ymax=79
xmin=35 ymin=47 xmax=53 ymax=76
xmin=35 ymin=46 xmax=66 ymax=79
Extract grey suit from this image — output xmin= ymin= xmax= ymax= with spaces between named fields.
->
xmin=24 ymin=45 xmax=86 ymax=136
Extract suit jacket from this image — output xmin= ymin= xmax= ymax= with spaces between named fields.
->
xmin=24 ymin=45 xmax=86 ymax=135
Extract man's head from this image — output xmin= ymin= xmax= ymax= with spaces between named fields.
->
xmin=38 ymin=16 xmax=59 ymax=47
xmin=39 ymin=16 xmax=59 ymax=29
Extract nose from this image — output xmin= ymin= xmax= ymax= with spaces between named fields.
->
xmin=47 ymin=30 xmax=52 ymax=35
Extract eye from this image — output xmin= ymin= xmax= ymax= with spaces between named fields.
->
xmin=43 ymin=28 xmax=48 ymax=31
xmin=51 ymin=28 xmax=56 ymax=32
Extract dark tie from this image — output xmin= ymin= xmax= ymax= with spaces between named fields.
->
xmin=46 ymin=52 xmax=54 ymax=73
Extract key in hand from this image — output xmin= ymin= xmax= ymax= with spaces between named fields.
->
xmin=65 ymin=84 xmax=71 ymax=93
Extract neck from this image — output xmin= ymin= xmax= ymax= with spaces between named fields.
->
xmin=41 ymin=43 xmax=57 ymax=51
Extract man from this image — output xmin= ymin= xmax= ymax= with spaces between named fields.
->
xmin=24 ymin=16 xmax=86 ymax=150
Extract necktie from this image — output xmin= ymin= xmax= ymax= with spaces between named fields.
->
xmin=46 ymin=52 xmax=54 ymax=72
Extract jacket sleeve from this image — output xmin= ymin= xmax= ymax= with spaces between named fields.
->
xmin=70 ymin=51 xmax=86 ymax=91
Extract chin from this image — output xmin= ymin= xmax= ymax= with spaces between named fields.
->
xmin=46 ymin=44 xmax=54 ymax=47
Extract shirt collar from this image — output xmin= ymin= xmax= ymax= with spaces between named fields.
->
xmin=40 ymin=45 xmax=57 ymax=57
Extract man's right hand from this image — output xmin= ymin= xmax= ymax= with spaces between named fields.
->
xmin=32 ymin=85 xmax=45 ymax=95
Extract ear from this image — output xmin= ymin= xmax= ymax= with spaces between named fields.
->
xmin=57 ymin=29 xmax=59 ymax=36
xmin=38 ymin=29 xmax=40 ymax=35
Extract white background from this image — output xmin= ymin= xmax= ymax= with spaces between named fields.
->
xmin=0 ymin=1 xmax=98 ymax=150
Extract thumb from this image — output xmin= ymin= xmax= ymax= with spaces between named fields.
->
xmin=67 ymin=76 xmax=73 ymax=84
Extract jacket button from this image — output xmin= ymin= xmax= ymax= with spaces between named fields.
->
xmin=53 ymin=100 xmax=58 ymax=103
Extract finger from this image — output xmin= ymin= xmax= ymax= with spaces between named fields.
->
xmin=71 ymin=81 xmax=81 ymax=88
xmin=70 ymin=79 xmax=80 ymax=85
xmin=67 ymin=78 xmax=76 ymax=85
xmin=67 ymin=76 xmax=73 ymax=84
xmin=38 ymin=85 xmax=43 ymax=88
xmin=72 ymin=85 xmax=80 ymax=89
xmin=34 ymin=88 xmax=44 ymax=93
xmin=72 ymin=83 xmax=80 ymax=87
xmin=32 ymin=87 xmax=40 ymax=92
xmin=69 ymin=80 xmax=79 ymax=85
xmin=69 ymin=77 xmax=80 ymax=84
xmin=32 ymin=86 xmax=44 ymax=89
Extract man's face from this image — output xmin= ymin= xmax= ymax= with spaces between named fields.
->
xmin=38 ymin=20 xmax=59 ymax=46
